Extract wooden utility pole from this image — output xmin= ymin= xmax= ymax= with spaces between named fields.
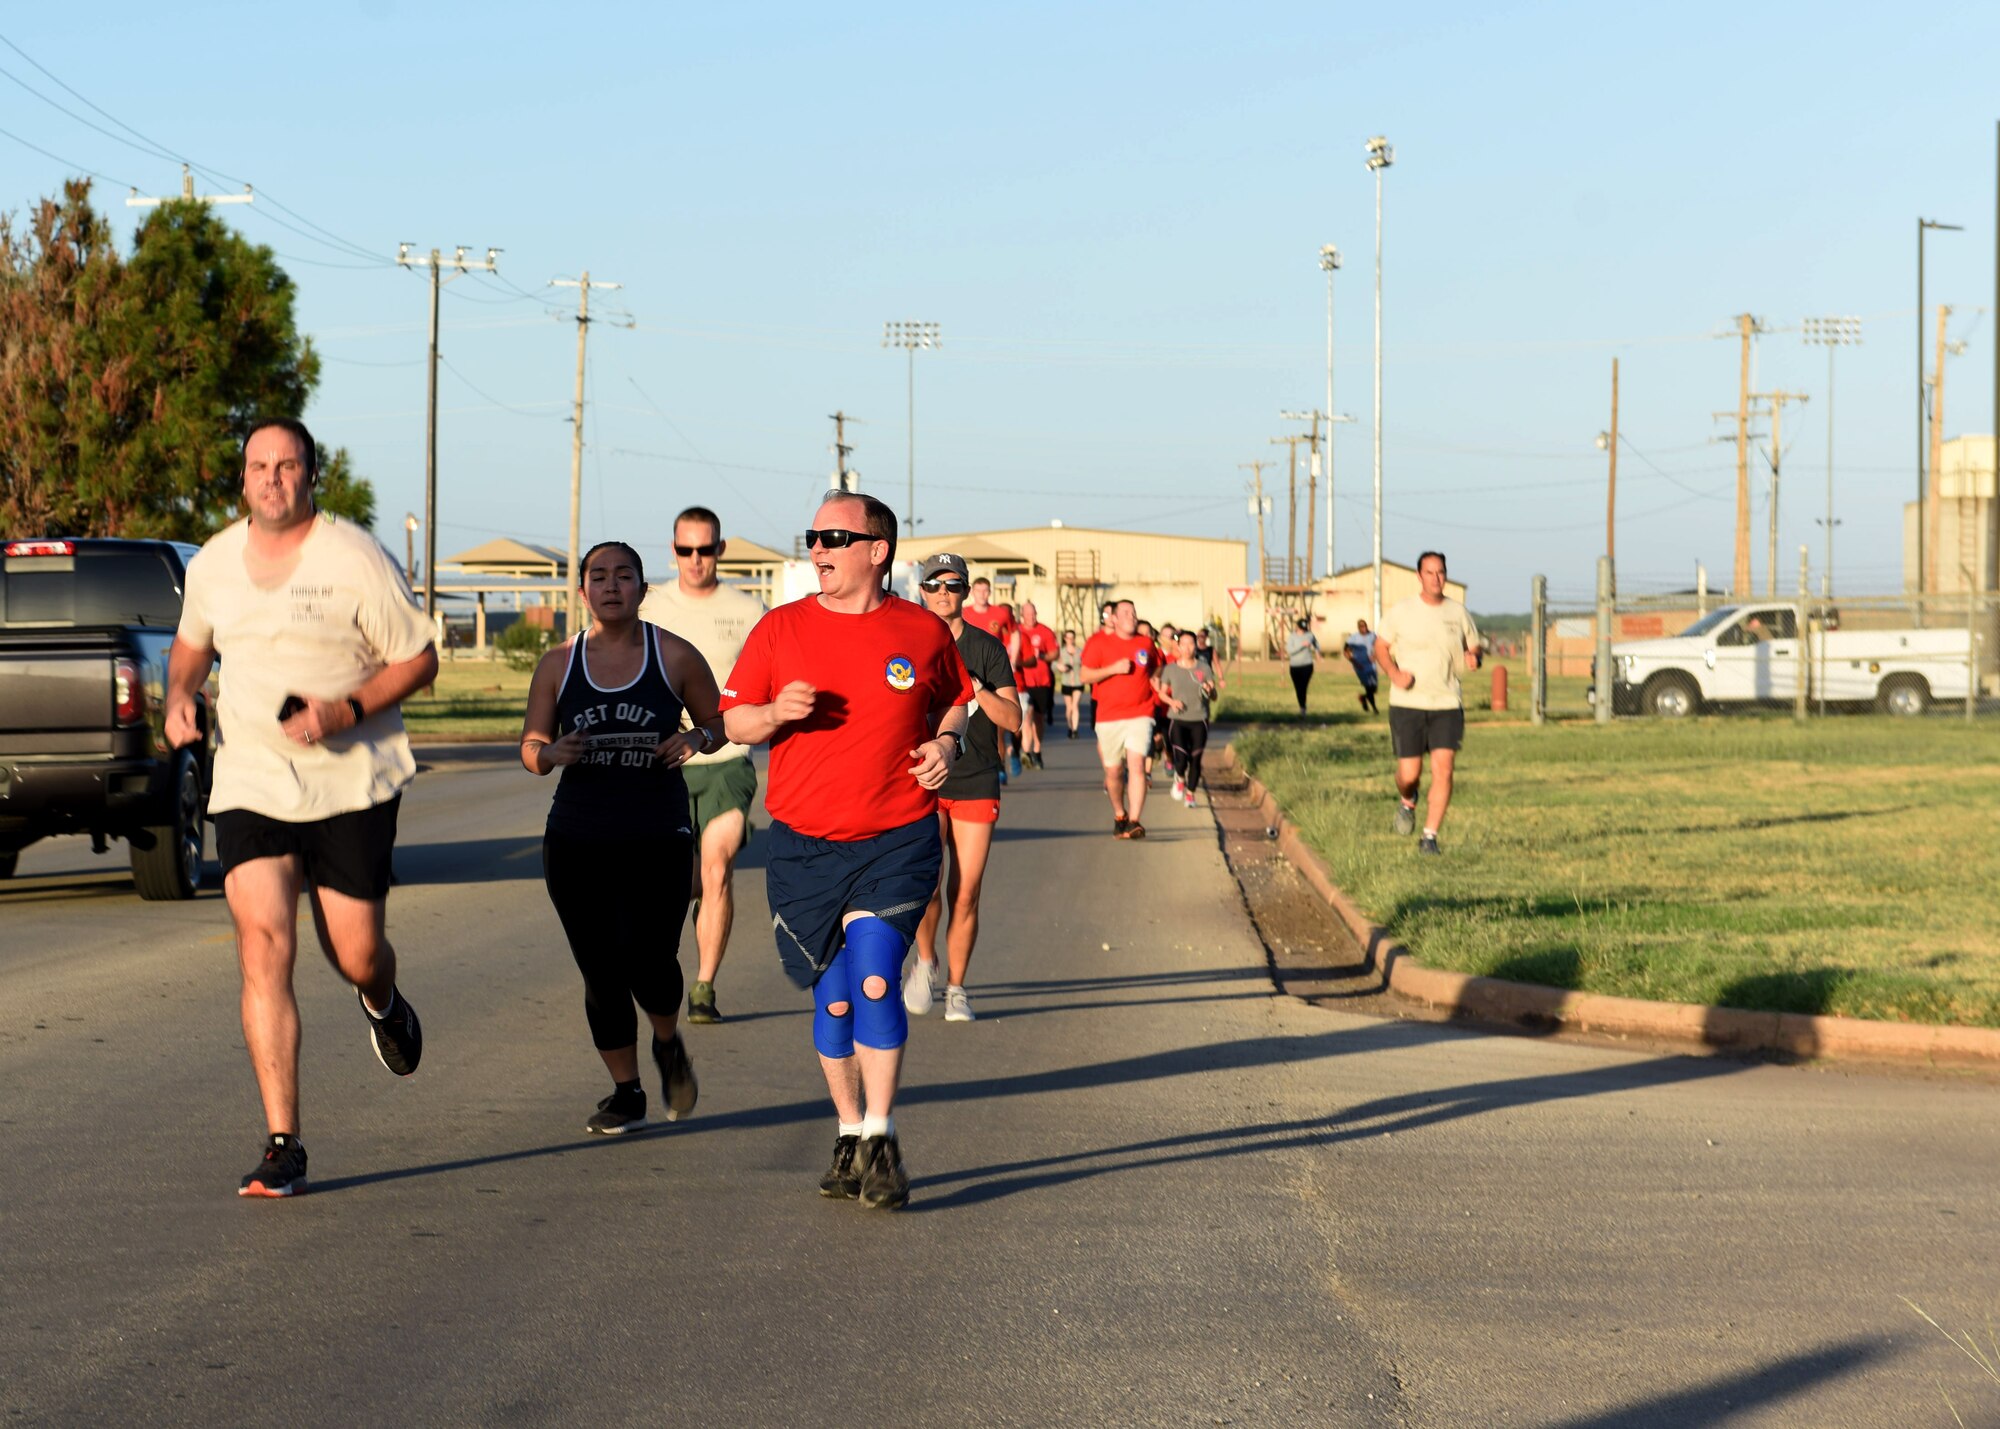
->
xmin=1269 ymin=433 xmax=1309 ymax=584
xmin=829 ymin=410 xmax=859 ymax=492
xmin=397 ymin=244 xmax=502 ymax=622
xmin=1606 ymin=358 xmax=1619 ymax=567
xmin=1754 ymin=389 xmax=1809 ymax=597
xmin=1241 ymin=461 xmax=1272 ymax=587
xmin=552 ymin=271 xmax=623 ymax=637
xmin=1731 ymin=315 xmax=1757 ymax=596
xmin=1927 ymin=303 xmax=1951 ymax=595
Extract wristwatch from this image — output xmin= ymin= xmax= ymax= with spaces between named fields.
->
xmin=346 ymin=696 xmax=365 ymax=725
xmin=694 ymin=725 xmax=716 ymax=753
xmin=937 ymin=731 xmax=964 ymax=759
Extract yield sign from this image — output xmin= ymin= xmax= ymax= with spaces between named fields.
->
xmin=1226 ymin=586 xmax=1251 ymax=610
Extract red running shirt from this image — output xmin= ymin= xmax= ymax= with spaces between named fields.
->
xmin=963 ymin=604 xmax=1017 ymax=664
xmin=720 ymin=595 xmax=973 ymax=841
xmin=1082 ymin=631 xmax=1160 ymax=721
xmin=1016 ymin=622 xmax=1057 ymax=689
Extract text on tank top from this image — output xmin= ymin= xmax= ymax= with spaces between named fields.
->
xmin=547 ymin=628 xmax=693 ymax=840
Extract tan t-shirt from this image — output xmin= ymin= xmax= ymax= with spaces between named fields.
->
xmin=177 ymin=514 xmax=435 ymax=820
xmin=639 ymin=578 xmax=766 ymax=766
xmin=1376 ymin=595 xmax=1481 ymax=711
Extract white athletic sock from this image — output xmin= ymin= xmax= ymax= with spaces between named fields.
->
xmin=861 ymin=1114 xmax=894 ymax=1140
xmin=1423 ymin=828 xmax=1437 ymax=840
xmin=1401 ymin=798 xmax=1416 ymax=810
xmin=362 ymin=988 xmax=394 ymax=1020
xmin=838 ymin=1120 xmax=864 ymax=1139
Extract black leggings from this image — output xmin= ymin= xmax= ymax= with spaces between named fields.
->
xmin=1167 ymin=721 xmax=1208 ymax=794
xmin=543 ymin=831 xmax=694 ymax=1050
xmin=1289 ymin=665 xmax=1313 ymax=710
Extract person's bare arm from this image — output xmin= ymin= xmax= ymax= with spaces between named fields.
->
xmin=165 ymin=638 xmax=215 ymax=749
xmin=654 ymin=630 xmax=728 ymax=766
xmin=979 ymin=681 xmax=1022 ymax=734
xmin=723 ymin=681 xmax=816 ymax=747
xmin=280 ymin=644 xmax=440 ymax=746
xmin=520 ymin=645 xmax=587 ymax=775
xmin=1374 ymin=636 xmax=1415 ymax=691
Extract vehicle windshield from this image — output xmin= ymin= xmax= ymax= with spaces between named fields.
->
xmin=1678 ymin=607 xmax=1737 ymax=638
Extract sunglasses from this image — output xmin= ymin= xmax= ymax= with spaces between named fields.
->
xmin=804 ymin=528 xmax=874 ymax=550
xmin=919 ymin=578 xmax=967 ymax=593
xmin=675 ymin=542 xmax=721 ymax=558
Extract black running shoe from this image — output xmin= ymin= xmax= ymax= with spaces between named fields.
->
xmin=361 ymin=987 xmax=422 ymax=1076
xmin=585 ymin=1085 xmax=648 ymax=1135
xmin=238 ymin=1133 xmax=307 ymax=1198
xmin=1118 ymin=822 xmax=1147 ymax=840
xmin=686 ymin=980 xmax=721 ymax=1025
xmin=818 ymin=1134 xmax=862 ymax=1199
xmin=653 ymin=1033 xmax=698 ymax=1121
xmin=1418 ymin=835 xmax=1442 ymax=856
xmin=857 ymin=1133 xmax=909 ymax=1210
xmin=1113 ymin=817 xmax=1129 ymax=838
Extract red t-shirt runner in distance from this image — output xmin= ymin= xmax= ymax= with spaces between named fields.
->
xmin=1017 ymin=622 xmax=1056 ymax=689
xmin=963 ymin=604 xmax=1016 ymax=662
xmin=720 ymin=595 xmax=973 ymax=841
xmin=1081 ymin=631 xmax=1159 ymax=721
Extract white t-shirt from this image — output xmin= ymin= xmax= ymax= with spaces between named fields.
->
xmin=177 ymin=514 xmax=435 ymax=821
xmin=1376 ymin=596 xmax=1481 ymax=712
xmin=639 ymin=578 xmax=766 ymax=766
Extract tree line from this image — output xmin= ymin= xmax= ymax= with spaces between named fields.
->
xmin=0 ymin=179 xmax=374 ymax=539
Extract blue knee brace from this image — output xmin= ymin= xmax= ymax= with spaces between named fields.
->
xmin=813 ymin=946 xmax=855 ymax=1058
xmin=846 ymin=915 xmax=909 ymax=1051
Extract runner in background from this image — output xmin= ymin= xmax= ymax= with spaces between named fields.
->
xmin=1013 ymin=600 xmax=1057 ymax=769
xmin=1285 ymin=617 xmax=1321 ymax=714
xmin=639 ymin=506 xmax=767 ymax=1024
xmin=1136 ymin=619 xmax=1169 ymax=782
xmin=1161 ymin=630 xmax=1216 ymax=809
xmin=1080 ymin=600 xmax=1159 ymax=839
xmin=908 ymin=554 xmax=1020 ymax=1022
xmin=963 ymin=581 xmax=1019 ymax=781
xmin=1055 ymin=629 xmax=1084 ymax=738
xmin=1344 ymin=618 xmax=1380 ymax=714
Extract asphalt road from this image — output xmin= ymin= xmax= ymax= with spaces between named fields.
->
xmin=3 ymin=737 xmax=1996 ymax=1427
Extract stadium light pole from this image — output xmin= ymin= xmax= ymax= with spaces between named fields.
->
xmin=1801 ymin=316 xmax=1861 ymax=597
xmin=1320 ymin=243 xmax=1340 ymax=581
xmin=1365 ymin=136 xmax=1393 ymax=626
xmin=882 ymin=321 xmax=941 ymax=533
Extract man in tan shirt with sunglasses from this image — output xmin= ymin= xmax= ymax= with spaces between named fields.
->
xmin=640 ymin=506 xmax=767 ymax=1024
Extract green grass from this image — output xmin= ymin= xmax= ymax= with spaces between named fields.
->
xmin=402 ymin=659 xmax=532 ymax=741
xmin=1214 ymin=656 xmax=1593 ymax=725
xmin=1231 ymin=715 xmax=2000 ymax=1027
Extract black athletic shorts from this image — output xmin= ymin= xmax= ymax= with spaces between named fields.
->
xmin=1026 ymin=686 xmax=1055 ymax=722
xmin=215 ymin=795 xmax=401 ymax=901
xmin=1389 ymin=706 xmax=1465 ymax=758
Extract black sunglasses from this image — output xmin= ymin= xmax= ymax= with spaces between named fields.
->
xmin=804 ymin=528 xmax=873 ymax=550
xmin=919 ymin=578 xmax=967 ymax=593
xmin=675 ymin=542 xmax=721 ymax=558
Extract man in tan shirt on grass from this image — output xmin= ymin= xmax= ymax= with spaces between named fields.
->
xmin=1374 ymin=550 xmax=1481 ymax=856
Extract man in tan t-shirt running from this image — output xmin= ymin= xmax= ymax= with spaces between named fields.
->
xmin=1374 ymin=550 xmax=1481 ymax=856
xmin=639 ymin=506 xmax=767 ymax=1024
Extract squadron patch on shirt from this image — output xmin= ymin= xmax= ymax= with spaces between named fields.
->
xmin=885 ymin=654 xmax=916 ymax=691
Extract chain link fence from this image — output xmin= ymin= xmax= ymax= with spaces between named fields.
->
xmin=1525 ymin=562 xmax=1995 ymax=722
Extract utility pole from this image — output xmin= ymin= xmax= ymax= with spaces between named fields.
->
xmin=126 ymin=163 xmax=253 ymax=210
xmin=1927 ymin=303 xmax=1952 ymax=596
xmin=551 ymin=272 xmax=623 ymax=638
xmin=1280 ymin=410 xmax=1326 ymax=583
xmin=829 ymin=410 xmax=860 ymax=493
xmin=397 ymin=243 xmax=501 ymax=623
xmin=1269 ymin=432 xmax=1310 ymax=584
xmin=1917 ymin=218 xmax=1963 ymax=600
xmin=1607 ymin=358 xmax=1619 ymax=569
xmin=1754 ymin=389 xmax=1809 ymax=597
xmin=1717 ymin=314 xmax=1764 ymax=598
xmin=1241 ymin=461 xmax=1272 ymax=587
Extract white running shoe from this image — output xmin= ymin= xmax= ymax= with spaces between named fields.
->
xmin=1171 ymin=777 xmax=1185 ymax=802
xmin=903 ymin=958 xmax=938 ymax=1015
xmin=944 ymin=985 xmax=976 ymax=1022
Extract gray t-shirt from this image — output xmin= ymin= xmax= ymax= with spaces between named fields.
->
xmin=1285 ymin=630 xmax=1319 ymax=667
xmin=1160 ymin=662 xmax=1212 ymax=723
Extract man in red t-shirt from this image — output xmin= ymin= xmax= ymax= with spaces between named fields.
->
xmin=1079 ymin=599 xmax=1161 ymax=839
xmin=720 ymin=492 xmax=971 ymax=1211
xmin=1014 ymin=599 xmax=1057 ymax=770
xmin=962 ymin=581 xmax=1021 ymax=778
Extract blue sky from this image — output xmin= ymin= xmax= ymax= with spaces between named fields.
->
xmin=4 ymin=3 xmax=1997 ymax=610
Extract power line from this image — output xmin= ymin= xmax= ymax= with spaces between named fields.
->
xmin=0 ymin=121 xmax=132 ymax=188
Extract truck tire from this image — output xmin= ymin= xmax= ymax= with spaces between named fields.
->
xmin=1876 ymin=675 xmax=1931 ymax=718
xmin=131 ymin=750 xmax=205 ymax=901
xmin=1642 ymin=674 xmax=1700 ymax=719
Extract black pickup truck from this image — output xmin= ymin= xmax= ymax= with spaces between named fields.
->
xmin=0 ymin=537 xmax=214 ymax=898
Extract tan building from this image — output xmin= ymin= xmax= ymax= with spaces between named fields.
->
xmin=1231 ymin=560 xmax=1469 ymax=659
xmin=1903 ymin=434 xmax=1996 ymax=595
xmin=910 ymin=524 xmax=1248 ymax=638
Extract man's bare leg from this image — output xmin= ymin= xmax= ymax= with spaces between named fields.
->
xmin=229 ymin=856 xmax=307 ymax=1136
xmin=1124 ymin=749 xmax=1148 ymax=828
xmin=694 ymin=808 xmax=745 ymax=985
xmin=1425 ymin=748 xmax=1457 ymax=835
xmin=942 ymin=819 xmax=994 ymax=989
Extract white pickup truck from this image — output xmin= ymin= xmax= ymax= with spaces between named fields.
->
xmin=1596 ymin=603 xmax=1973 ymax=717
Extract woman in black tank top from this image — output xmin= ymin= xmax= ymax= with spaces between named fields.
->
xmin=520 ymin=541 xmax=728 ymax=1135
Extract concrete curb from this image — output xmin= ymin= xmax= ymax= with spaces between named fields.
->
xmin=1217 ymin=746 xmax=2000 ymax=1071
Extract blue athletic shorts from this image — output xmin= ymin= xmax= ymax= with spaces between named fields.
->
xmin=764 ymin=814 xmax=943 ymax=988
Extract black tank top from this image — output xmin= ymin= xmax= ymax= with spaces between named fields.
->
xmin=547 ymin=627 xmax=693 ymax=841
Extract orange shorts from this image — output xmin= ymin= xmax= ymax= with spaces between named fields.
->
xmin=936 ymin=797 xmax=1000 ymax=825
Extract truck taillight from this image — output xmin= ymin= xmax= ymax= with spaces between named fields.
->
xmin=114 ymin=658 xmax=145 ymax=725
xmin=3 ymin=539 xmax=76 ymax=557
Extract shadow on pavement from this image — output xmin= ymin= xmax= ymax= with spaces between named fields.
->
xmin=1543 ymin=1338 xmax=1890 ymax=1427
xmin=906 ymin=1041 xmax=1748 ymax=1211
